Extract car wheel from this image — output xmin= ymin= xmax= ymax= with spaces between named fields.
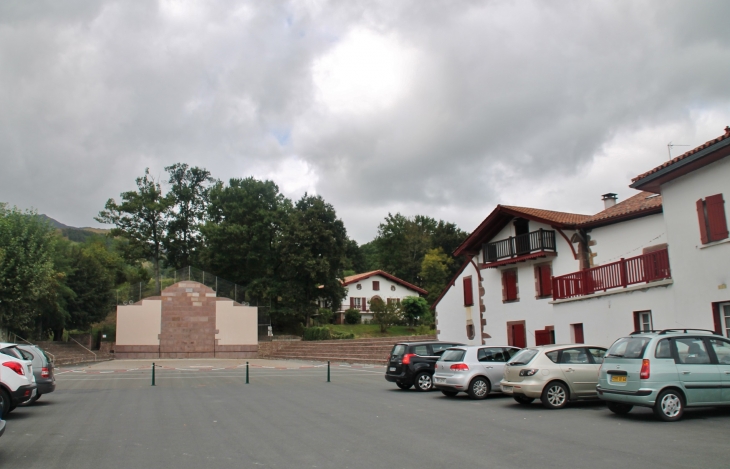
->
xmin=396 ymin=382 xmax=412 ymax=390
xmin=541 ymin=382 xmax=569 ymax=409
xmin=0 ymin=389 xmax=10 ymax=418
xmin=653 ymin=389 xmax=684 ymax=422
xmin=441 ymin=390 xmax=459 ymax=397
xmin=513 ymin=395 xmax=535 ymax=405
xmin=467 ymin=377 xmax=490 ymax=400
xmin=414 ymin=372 xmax=433 ymax=392
xmin=606 ymin=402 xmax=633 ymax=415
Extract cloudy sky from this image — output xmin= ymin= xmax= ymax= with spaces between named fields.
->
xmin=2 ymin=0 xmax=729 ymax=243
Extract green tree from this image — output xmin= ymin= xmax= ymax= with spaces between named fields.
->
xmin=201 ymin=177 xmax=290 ymax=298
xmin=0 ymin=205 xmax=57 ymax=332
xmin=369 ymin=297 xmax=402 ymax=333
xmin=96 ymin=168 xmax=173 ymax=295
xmin=401 ymin=296 xmax=431 ymax=326
xmin=419 ymin=247 xmax=453 ymax=305
xmin=375 ymin=213 xmax=436 ymax=284
xmin=277 ymin=194 xmax=348 ymax=327
xmin=164 ymin=163 xmax=215 ymax=269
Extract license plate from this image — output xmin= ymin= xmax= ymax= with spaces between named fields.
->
xmin=434 ymin=378 xmax=446 ymax=384
xmin=389 ymin=367 xmax=396 ymax=372
xmin=502 ymin=385 xmax=513 ymax=392
xmin=611 ymin=375 xmax=627 ymax=383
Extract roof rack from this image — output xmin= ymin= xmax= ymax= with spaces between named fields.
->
xmin=657 ymin=329 xmax=718 ymax=335
xmin=629 ymin=330 xmax=662 ymax=335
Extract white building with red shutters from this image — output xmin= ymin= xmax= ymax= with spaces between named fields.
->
xmin=334 ymin=270 xmax=427 ymax=324
xmin=433 ymin=127 xmax=730 ymax=348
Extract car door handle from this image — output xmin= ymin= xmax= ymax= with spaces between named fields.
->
xmin=484 ymin=366 xmax=493 ymax=369
xmin=682 ymin=371 xmax=691 ymax=375
xmin=565 ymin=368 xmax=574 ymax=372
xmin=725 ymin=371 xmax=730 ymax=375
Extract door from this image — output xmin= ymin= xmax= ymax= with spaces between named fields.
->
xmin=673 ymin=337 xmax=721 ymax=404
xmin=477 ymin=347 xmax=509 ymax=388
xmin=558 ymin=347 xmax=600 ymax=396
xmin=511 ymin=323 xmax=526 ymax=348
xmin=708 ymin=337 xmax=730 ymax=402
xmin=514 ymin=218 xmax=530 ymax=254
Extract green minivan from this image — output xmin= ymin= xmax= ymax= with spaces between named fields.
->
xmin=597 ymin=329 xmax=730 ymax=421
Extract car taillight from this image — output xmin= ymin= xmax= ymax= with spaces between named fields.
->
xmin=41 ymin=367 xmax=50 ymax=379
xmin=3 ymin=361 xmax=25 ymax=376
xmin=640 ymin=359 xmax=650 ymax=379
xmin=450 ymin=363 xmax=469 ymax=371
xmin=402 ymin=353 xmax=416 ymax=365
xmin=519 ymin=369 xmax=539 ymax=376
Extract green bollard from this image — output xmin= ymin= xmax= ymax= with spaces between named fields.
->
xmin=327 ymin=361 xmax=330 ymax=383
xmin=246 ymin=361 xmax=249 ymax=384
xmin=151 ymin=362 xmax=155 ymax=386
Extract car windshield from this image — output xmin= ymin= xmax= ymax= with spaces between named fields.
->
xmin=439 ymin=349 xmax=466 ymax=362
xmin=607 ymin=337 xmax=651 ymax=358
xmin=507 ymin=348 xmax=539 ymax=366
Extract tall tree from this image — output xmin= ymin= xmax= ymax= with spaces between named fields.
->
xmin=277 ymin=194 xmax=348 ymax=327
xmin=419 ymin=248 xmax=453 ymax=305
xmin=375 ymin=213 xmax=437 ymax=285
xmin=164 ymin=163 xmax=215 ymax=269
xmin=0 ymin=205 xmax=57 ymax=332
xmin=96 ymin=168 xmax=173 ymax=294
xmin=201 ymin=177 xmax=290 ymax=299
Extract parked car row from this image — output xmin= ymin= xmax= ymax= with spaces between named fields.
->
xmin=0 ymin=342 xmax=56 ymax=436
xmin=385 ymin=328 xmax=730 ymax=422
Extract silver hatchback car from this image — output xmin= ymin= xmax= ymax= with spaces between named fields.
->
xmin=433 ymin=345 xmax=521 ymax=399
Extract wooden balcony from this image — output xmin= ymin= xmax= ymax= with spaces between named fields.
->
xmin=483 ymin=229 xmax=557 ymax=263
xmin=552 ymin=248 xmax=671 ymax=300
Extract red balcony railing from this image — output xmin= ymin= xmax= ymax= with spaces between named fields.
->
xmin=552 ymin=248 xmax=671 ymax=300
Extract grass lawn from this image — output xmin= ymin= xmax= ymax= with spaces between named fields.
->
xmin=327 ymin=324 xmax=434 ymax=338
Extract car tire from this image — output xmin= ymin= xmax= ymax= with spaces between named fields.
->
xmin=606 ymin=402 xmax=633 ymax=415
xmin=653 ymin=389 xmax=684 ymax=422
xmin=414 ymin=372 xmax=433 ymax=392
xmin=541 ymin=381 xmax=569 ymax=409
xmin=467 ymin=377 xmax=490 ymax=400
xmin=0 ymin=389 xmax=10 ymax=418
xmin=441 ymin=390 xmax=459 ymax=397
xmin=396 ymin=382 xmax=412 ymax=390
xmin=513 ymin=395 xmax=535 ymax=405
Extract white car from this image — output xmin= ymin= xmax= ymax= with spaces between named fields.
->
xmin=0 ymin=343 xmax=37 ymax=416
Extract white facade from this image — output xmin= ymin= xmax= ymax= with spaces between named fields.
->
xmin=339 ymin=272 xmax=425 ymax=323
xmin=435 ymin=132 xmax=730 ymax=349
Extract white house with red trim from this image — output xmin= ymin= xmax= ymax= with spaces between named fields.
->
xmin=433 ymin=126 xmax=730 ymax=348
xmin=335 ymin=270 xmax=427 ymax=324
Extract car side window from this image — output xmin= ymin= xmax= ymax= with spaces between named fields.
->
xmin=709 ymin=339 xmax=730 ymax=365
xmin=19 ymin=349 xmax=35 ymax=361
xmin=655 ymin=339 xmax=672 ymax=359
xmin=674 ymin=338 xmax=711 ymax=364
xmin=560 ymin=348 xmax=590 ymax=364
xmin=478 ymin=348 xmax=506 ymax=362
xmin=587 ymin=348 xmax=606 ymax=364
xmin=412 ymin=345 xmax=429 ymax=356
xmin=545 ymin=351 xmax=559 ymax=363
xmin=502 ymin=348 xmax=519 ymax=360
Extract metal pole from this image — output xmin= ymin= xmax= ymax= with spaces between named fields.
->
xmin=152 ymin=363 xmax=156 ymax=386
xmin=327 ymin=361 xmax=331 ymax=383
xmin=246 ymin=361 xmax=249 ymax=384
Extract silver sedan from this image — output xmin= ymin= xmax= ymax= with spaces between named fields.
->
xmin=433 ymin=345 xmax=521 ymax=399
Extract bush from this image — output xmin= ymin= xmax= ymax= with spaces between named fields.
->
xmin=344 ymin=308 xmax=361 ymax=324
xmin=303 ymin=326 xmax=354 ymax=341
xmin=315 ymin=308 xmax=334 ymax=325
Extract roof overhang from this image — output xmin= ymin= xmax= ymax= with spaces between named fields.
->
xmin=480 ymin=251 xmax=557 ymax=269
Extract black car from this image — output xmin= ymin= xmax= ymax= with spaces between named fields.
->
xmin=385 ymin=341 xmax=464 ymax=391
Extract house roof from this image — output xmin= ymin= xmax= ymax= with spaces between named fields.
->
xmin=631 ymin=126 xmax=730 ymax=193
xmin=578 ymin=192 xmax=663 ymax=228
xmin=501 ymin=206 xmax=593 ymax=226
xmin=342 ymin=270 xmax=427 ymax=295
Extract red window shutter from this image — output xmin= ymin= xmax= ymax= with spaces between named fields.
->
xmin=463 ymin=277 xmax=474 ymax=306
xmin=350 ymin=297 xmax=354 ymax=309
xmin=697 ymin=199 xmax=710 ymax=244
xmin=633 ymin=312 xmax=640 ymax=332
xmin=503 ymin=271 xmax=517 ymax=301
xmin=705 ymin=194 xmax=729 ymax=242
xmin=539 ymin=265 xmax=552 ymax=297
xmin=362 ymin=297 xmax=367 ymax=311
xmin=373 ymin=281 xmax=380 ymax=291
xmin=713 ymin=304 xmax=722 ymax=335
xmin=573 ymin=324 xmax=584 ymax=344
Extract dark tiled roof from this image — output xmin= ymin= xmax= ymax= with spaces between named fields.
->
xmin=342 ymin=270 xmax=427 ymax=295
xmin=578 ymin=192 xmax=662 ymax=226
xmin=632 ymin=126 xmax=730 ymax=183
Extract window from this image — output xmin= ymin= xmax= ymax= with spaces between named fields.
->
xmin=633 ymin=311 xmax=653 ymax=332
xmin=463 ymin=276 xmax=474 ymax=306
xmin=560 ymin=348 xmax=590 ymax=364
xmin=709 ymin=339 xmax=730 ymax=365
xmin=431 ymin=343 xmax=460 ymax=354
xmin=356 ymin=284 xmax=362 ymax=290
xmin=373 ymin=281 xmax=380 ymax=291
xmin=503 ymin=348 xmax=519 ymax=359
xmin=587 ymin=348 xmax=606 ymax=364
xmin=390 ymin=285 xmax=396 ymax=291
xmin=655 ymin=339 xmax=672 ymax=359
xmin=502 ymin=270 xmax=518 ymax=302
xmin=545 ymin=351 xmax=559 ymax=363
xmin=715 ymin=302 xmax=730 ymax=338
xmin=607 ymin=337 xmax=651 ymax=358
xmin=478 ymin=347 xmax=508 ymax=362
xmin=440 ymin=349 xmax=466 ymax=362
xmin=466 ymin=323 xmax=475 ymax=340
xmin=350 ymin=297 xmax=367 ymax=311
xmin=387 ymin=298 xmax=400 ymax=306
xmin=675 ymin=338 xmax=711 ymax=364
xmin=507 ymin=321 xmax=526 ymax=348
xmin=697 ymin=194 xmax=728 ymax=244
xmin=535 ymin=264 xmax=552 ymax=298
xmin=572 ymin=323 xmax=585 ymax=344
xmin=411 ymin=345 xmax=429 ymax=356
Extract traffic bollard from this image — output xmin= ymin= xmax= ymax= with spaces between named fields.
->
xmin=151 ymin=362 xmax=155 ymax=386
xmin=327 ymin=361 xmax=330 ymax=383
xmin=246 ymin=361 xmax=249 ymax=384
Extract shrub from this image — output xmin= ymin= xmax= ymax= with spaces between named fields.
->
xmin=316 ymin=308 xmax=334 ymax=325
xmin=370 ymin=297 xmax=402 ymax=333
xmin=344 ymin=308 xmax=361 ymax=324
xmin=302 ymin=326 xmax=354 ymax=341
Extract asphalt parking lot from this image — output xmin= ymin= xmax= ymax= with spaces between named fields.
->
xmin=2 ymin=359 xmax=730 ymax=469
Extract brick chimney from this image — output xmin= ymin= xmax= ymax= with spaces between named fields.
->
xmin=602 ymin=193 xmax=618 ymax=210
